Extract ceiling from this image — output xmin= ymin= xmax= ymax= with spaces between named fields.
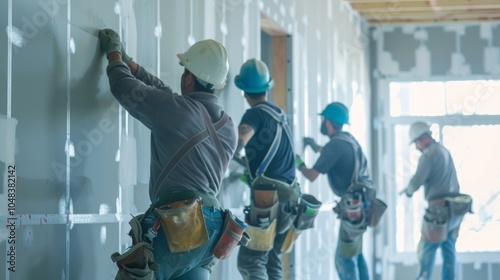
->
xmin=345 ymin=0 xmax=500 ymax=24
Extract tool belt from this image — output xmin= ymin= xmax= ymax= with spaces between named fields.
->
xmin=445 ymin=193 xmax=473 ymax=217
xmin=153 ymin=190 xmax=249 ymax=258
xmin=250 ymin=176 xmax=300 ymax=203
xmin=110 ymin=214 xmax=159 ymax=280
xmin=281 ymin=194 xmax=322 ymax=254
xmin=155 ymin=197 xmax=209 ymax=253
xmin=244 ymin=186 xmax=280 ymax=251
xmin=333 ymin=183 xmax=386 ymax=228
xmin=421 ymin=199 xmax=449 ymax=243
xmin=212 ymin=209 xmax=251 ymax=259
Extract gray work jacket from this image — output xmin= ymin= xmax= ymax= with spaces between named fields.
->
xmin=106 ymin=61 xmax=237 ymax=201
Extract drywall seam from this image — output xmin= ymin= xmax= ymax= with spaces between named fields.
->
xmin=65 ymin=1 xmax=72 ymax=279
xmin=7 ymin=0 xmax=12 ymax=118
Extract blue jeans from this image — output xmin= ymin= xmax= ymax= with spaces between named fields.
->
xmin=417 ymin=216 xmax=462 ymax=280
xmin=335 ymin=237 xmax=369 ymax=280
xmin=141 ymin=206 xmax=223 ymax=280
xmin=237 ymin=230 xmax=287 ymax=280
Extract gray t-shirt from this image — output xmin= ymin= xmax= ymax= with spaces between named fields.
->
xmin=407 ymin=141 xmax=460 ymax=200
xmin=313 ymin=132 xmax=371 ymax=196
xmin=106 ymin=61 xmax=237 ymax=201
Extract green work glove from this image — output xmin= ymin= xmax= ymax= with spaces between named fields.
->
xmin=239 ymin=174 xmax=249 ymax=185
xmin=99 ymin=28 xmax=121 ymax=55
xmin=120 ymin=42 xmax=133 ymax=64
xmin=295 ymin=154 xmax=305 ymax=169
xmin=303 ymin=137 xmax=320 ymax=152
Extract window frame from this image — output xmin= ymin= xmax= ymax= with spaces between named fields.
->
xmin=378 ymin=77 xmax=500 ymax=265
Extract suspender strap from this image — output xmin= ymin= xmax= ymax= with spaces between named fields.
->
xmin=253 ymin=104 xmax=294 ymax=178
xmin=255 ymin=104 xmax=294 ymax=150
xmin=194 ymin=100 xmax=229 ymax=170
xmin=152 ymin=99 xmax=229 ymax=198
xmin=331 ymin=133 xmax=360 ymax=185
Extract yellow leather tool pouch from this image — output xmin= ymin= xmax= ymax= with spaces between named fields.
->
xmin=280 ymin=225 xmax=301 ymax=254
xmin=244 ymin=219 xmax=277 ymax=251
xmin=155 ymin=197 xmax=208 ymax=253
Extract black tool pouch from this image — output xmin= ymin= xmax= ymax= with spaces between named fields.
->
xmin=294 ymin=194 xmax=322 ymax=230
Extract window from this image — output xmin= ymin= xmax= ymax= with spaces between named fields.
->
xmin=388 ymin=80 xmax=500 ymax=254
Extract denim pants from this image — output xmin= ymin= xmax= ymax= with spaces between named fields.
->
xmin=237 ymin=230 xmax=288 ymax=280
xmin=335 ymin=235 xmax=370 ymax=280
xmin=416 ymin=216 xmax=462 ymax=280
xmin=141 ymin=206 xmax=223 ymax=280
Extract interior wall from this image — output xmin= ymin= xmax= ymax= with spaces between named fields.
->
xmin=0 ymin=1 xmax=371 ymax=279
xmin=370 ymin=22 xmax=500 ymax=280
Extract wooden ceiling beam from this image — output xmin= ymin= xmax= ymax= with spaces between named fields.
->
xmin=361 ymin=9 xmax=500 ymax=21
xmin=368 ymin=16 xmax=500 ymax=24
xmin=351 ymin=0 xmax=500 ymax=12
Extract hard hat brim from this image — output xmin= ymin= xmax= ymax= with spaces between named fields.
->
xmin=177 ymin=53 xmax=186 ymax=66
xmin=234 ymin=75 xmax=274 ymax=93
xmin=317 ymin=112 xmax=350 ymax=125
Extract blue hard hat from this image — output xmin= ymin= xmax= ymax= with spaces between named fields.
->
xmin=234 ymin=59 xmax=274 ymax=93
xmin=319 ymin=102 xmax=349 ymax=125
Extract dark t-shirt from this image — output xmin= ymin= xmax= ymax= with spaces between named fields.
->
xmin=240 ymin=102 xmax=295 ymax=184
xmin=313 ymin=132 xmax=371 ymax=196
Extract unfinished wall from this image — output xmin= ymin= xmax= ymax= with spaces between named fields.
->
xmin=1 ymin=0 xmax=371 ymax=279
xmin=370 ymin=22 xmax=500 ymax=280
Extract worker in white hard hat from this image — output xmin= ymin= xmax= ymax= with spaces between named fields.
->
xmin=296 ymin=102 xmax=377 ymax=280
xmin=99 ymin=29 xmax=248 ymax=280
xmin=233 ymin=58 xmax=303 ymax=280
xmin=401 ymin=122 xmax=470 ymax=280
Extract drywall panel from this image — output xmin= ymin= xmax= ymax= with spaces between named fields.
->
xmin=460 ymin=25 xmax=488 ymax=75
xmin=69 ymin=0 xmax=120 ymax=214
xmin=374 ymin=22 xmax=500 ymax=78
xmin=383 ymin=27 xmax=419 ymax=73
xmin=1 ymin=224 xmax=66 ymax=279
xmin=426 ymin=26 xmax=456 ymax=76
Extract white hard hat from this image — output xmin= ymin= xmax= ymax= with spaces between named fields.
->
xmin=177 ymin=39 xmax=229 ymax=90
xmin=409 ymin=122 xmax=431 ymax=144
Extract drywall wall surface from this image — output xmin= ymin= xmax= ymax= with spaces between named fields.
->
xmin=1 ymin=1 xmax=372 ymax=279
xmin=373 ymin=22 xmax=500 ymax=78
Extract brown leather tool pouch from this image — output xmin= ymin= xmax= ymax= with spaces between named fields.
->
xmin=366 ymin=198 xmax=387 ymax=227
xmin=155 ymin=197 xmax=208 ymax=253
xmin=421 ymin=200 xmax=448 ymax=243
xmin=212 ymin=210 xmax=250 ymax=259
xmin=249 ymin=190 xmax=279 ymax=227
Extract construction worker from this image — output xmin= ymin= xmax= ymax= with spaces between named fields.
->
xmin=401 ymin=122 xmax=468 ymax=280
xmin=99 ymin=29 xmax=246 ymax=280
xmin=234 ymin=58 xmax=299 ymax=280
xmin=296 ymin=102 xmax=371 ymax=280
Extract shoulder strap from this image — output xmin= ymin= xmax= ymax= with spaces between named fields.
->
xmin=152 ymin=99 xmax=229 ymax=198
xmin=194 ymin=100 xmax=229 ymax=169
xmin=330 ymin=133 xmax=360 ymax=185
xmin=252 ymin=104 xmax=294 ymax=178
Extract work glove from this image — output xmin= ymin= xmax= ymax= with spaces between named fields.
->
xmin=303 ymin=137 xmax=320 ymax=152
xmin=99 ymin=28 xmax=121 ymax=55
xmin=239 ymin=174 xmax=249 ymax=185
xmin=120 ymin=42 xmax=133 ymax=64
xmin=295 ymin=154 xmax=305 ymax=169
